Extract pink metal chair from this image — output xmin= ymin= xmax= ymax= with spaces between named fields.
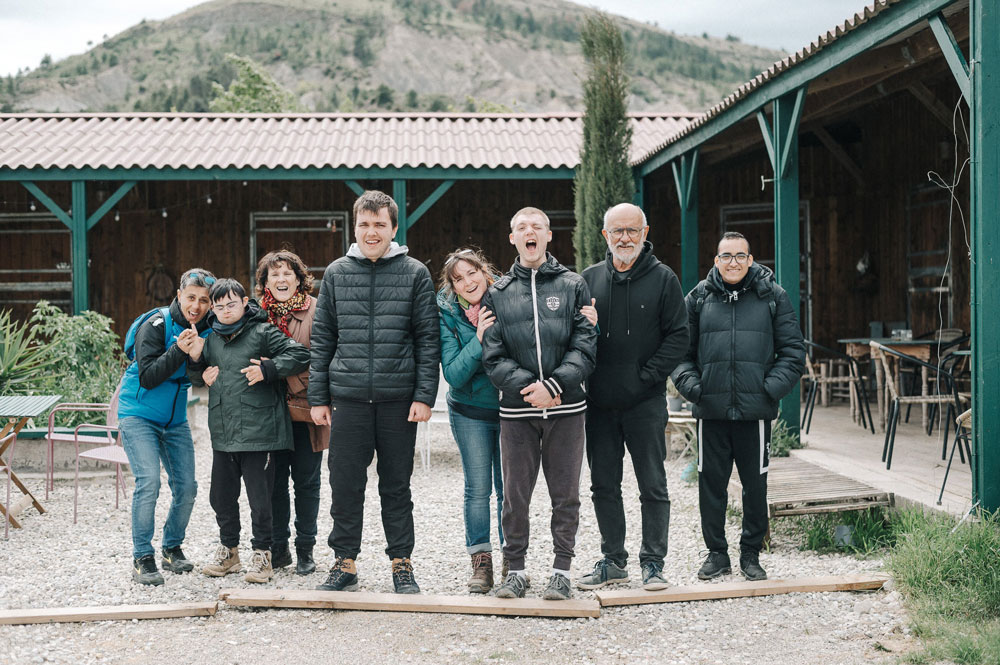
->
xmin=72 ymin=384 xmax=129 ymax=523
xmin=2 ymin=431 xmax=16 ymax=539
xmin=45 ymin=383 xmax=122 ymax=499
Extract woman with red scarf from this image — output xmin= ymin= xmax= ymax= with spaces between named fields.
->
xmin=255 ymin=250 xmax=329 ymax=575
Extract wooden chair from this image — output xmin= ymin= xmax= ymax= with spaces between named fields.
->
xmin=801 ymin=340 xmax=874 ymax=435
xmin=45 ymin=383 xmax=122 ymax=499
xmin=938 ymin=409 xmax=972 ymax=505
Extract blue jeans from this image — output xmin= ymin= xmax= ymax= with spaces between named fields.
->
xmin=119 ymin=416 xmax=198 ymax=559
xmin=448 ymin=409 xmax=503 ymax=554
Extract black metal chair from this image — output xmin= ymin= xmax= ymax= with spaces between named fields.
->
xmin=902 ymin=331 xmax=967 ymax=425
xmin=801 ymin=340 xmax=875 ymax=435
xmin=938 ymin=408 xmax=972 ymax=505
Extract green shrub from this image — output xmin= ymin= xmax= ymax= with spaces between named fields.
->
xmin=0 ymin=308 xmax=60 ymax=395
xmin=770 ymin=418 xmax=804 ymax=457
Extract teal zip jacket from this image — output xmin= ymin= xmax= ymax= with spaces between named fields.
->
xmin=437 ymin=289 xmax=499 ymax=411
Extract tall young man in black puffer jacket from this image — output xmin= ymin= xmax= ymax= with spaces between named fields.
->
xmin=671 ymin=231 xmax=804 ymax=582
xmin=481 ymin=207 xmax=597 ymax=601
xmin=308 ymin=190 xmax=440 ymax=594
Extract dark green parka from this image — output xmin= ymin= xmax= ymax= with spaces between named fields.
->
xmin=189 ymin=301 xmax=310 ymax=453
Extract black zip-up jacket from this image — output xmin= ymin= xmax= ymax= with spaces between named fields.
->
xmin=671 ymin=263 xmax=805 ymax=421
xmin=481 ymin=253 xmax=597 ymax=419
xmin=307 ymin=242 xmax=440 ymax=406
xmin=135 ymin=298 xmax=210 ymax=390
xmin=581 ymin=242 xmax=689 ymax=409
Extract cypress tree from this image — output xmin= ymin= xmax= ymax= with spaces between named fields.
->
xmin=573 ymin=13 xmax=634 ymax=270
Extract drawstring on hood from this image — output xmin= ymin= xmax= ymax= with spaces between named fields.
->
xmin=601 ymin=241 xmax=656 ymax=338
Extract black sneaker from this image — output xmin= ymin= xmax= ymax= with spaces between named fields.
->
xmin=740 ymin=551 xmax=767 ymax=581
xmin=641 ymin=561 xmax=669 ymax=591
xmin=316 ymin=557 xmax=359 ymax=592
xmin=576 ymin=558 xmax=629 ymax=590
xmin=161 ymin=546 xmax=194 ymax=573
xmin=133 ymin=555 xmax=165 ymax=586
xmin=295 ymin=547 xmax=316 ymax=576
xmin=270 ymin=543 xmax=293 ymax=569
xmin=542 ymin=574 xmax=572 ymax=601
xmin=697 ymin=551 xmax=732 ymax=580
xmin=494 ymin=572 xmax=527 ymax=599
xmin=391 ymin=558 xmax=420 ymax=594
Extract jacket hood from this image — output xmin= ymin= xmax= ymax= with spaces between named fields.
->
xmin=346 ymin=241 xmax=409 ymax=262
xmin=705 ymin=262 xmax=775 ymax=299
xmin=602 ymin=241 xmax=658 ymax=283
xmin=508 ymin=252 xmax=569 ymax=280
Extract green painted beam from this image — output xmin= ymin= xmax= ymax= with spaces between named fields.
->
xmin=756 ymin=111 xmax=776 ymax=167
xmin=19 ymin=181 xmax=72 ymax=227
xmin=0 ymin=165 xmax=576 ymax=182
xmin=408 ymin=180 xmax=455 ymax=227
xmin=671 ymin=150 xmax=699 ymax=293
xmin=393 ymin=179 xmax=408 ymax=245
xmin=345 ymin=180 xmax=365 ymax=196
xmin=970 ymin=0 xmax=999 ymax=511
xmin=638 ymin=0 xmax=958 ymax=176
xmin=770 ymin=90 xmax=804 ymax=435
xmin=70 ymin=181 xmax=88 ymax=314
xmin=86 ymin=181 xmax=135 ymax=230
xmin=632 ymin=173 xmax=645 ymax=209
xmin=928 ymin=12 xmax=971 ymax=102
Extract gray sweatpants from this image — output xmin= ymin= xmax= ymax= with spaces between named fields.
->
xmin=499 ymin=413 xmax=586 ymax=571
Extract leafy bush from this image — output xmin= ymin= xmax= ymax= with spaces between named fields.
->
xmin=770 ymin=418 xmax=804 ymax=457
xmin=28 ymin=301 xmax=126 ymax=427
xmin=0 ymin=308 xmax=59 ymax=395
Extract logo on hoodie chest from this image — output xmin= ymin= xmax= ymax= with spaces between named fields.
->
xmin=546 ymin=296 xmax=561 ymax=311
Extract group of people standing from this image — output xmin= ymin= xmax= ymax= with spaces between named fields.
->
xmin=116 ymin=188 xmax=804 ymax=599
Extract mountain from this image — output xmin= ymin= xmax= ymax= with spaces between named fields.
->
xmin=0 ymin=0 xmax=783 ymax=114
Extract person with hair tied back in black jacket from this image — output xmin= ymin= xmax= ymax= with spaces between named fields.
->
xmin=308 ymin=190 xmax=440 ymax=595
xmin=671 ymin=231 xmax=804 ymax=582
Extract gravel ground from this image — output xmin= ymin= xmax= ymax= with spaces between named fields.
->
xmin=0 ymin=400 xmax=915 ymax=665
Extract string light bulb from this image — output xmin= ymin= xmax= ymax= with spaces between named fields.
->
xmin=206 ymin=194 xmax=212 ymax=205
xmin=29 ymin=200 xmax=36 ymax=211
xmin=114 ymin=210 xmax=120 ymax=222
xmin=161 ymin=208 xmax=168 ymax=218
xmin=282 ymin=202 xmax=288 ymax=212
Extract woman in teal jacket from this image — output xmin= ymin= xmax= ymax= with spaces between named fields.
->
xmin=438 ymin=248 xmax=503 ymax=594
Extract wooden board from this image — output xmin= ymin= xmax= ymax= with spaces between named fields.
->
xmin=219 ymin=589 xmax=601 ymax=618
xmin=0 ymin=602 xmax=218 ymax=625
xmin=595 ymin=574 xmax=888 ymax=607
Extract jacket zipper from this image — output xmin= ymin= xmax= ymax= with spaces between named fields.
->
xmin=530 ymin=269 xmax=547 ymax=418
xmin=730 ymin=295 xmax=736 ymax=416
xmin=368 ymin=261 xmax=375 ymax=403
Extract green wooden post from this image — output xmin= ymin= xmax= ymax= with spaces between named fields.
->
xmin=393 ymin=179 xmax=408 ymax=245
xmin=632 ymin=172 xmax=645 ymax=209
xmin=70 ymin=181 xmax=88 ymax=314
xmin=970 ymin=0 xmax=1000 ymax=511
xmin=762 ymin=88 xmax=806 ymax=434
xmin=671 ymin=150 xmax=699 ymax=293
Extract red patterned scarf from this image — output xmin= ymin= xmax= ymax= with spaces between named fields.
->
xmin=261 ymin=289 xmax=309 ymax=337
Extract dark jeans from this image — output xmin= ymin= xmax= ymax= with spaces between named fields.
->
xmin=327 ymin=399 xmax=417 ymax=560
xmin=209 ymin=449 xmax=276 ymax=551
xmin=698 ymin=419 xmax=771 ymax=554
xmin=586 ymin=394 xmax=670 ymax=567
xmin=500 ymin=413 xmax=585 ymax=571
xmin=271 ymin=422 xmax=323 ymax=549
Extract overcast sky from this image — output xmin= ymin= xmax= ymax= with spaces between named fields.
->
xmin=0 ymin=0 xmax=870 ymax=78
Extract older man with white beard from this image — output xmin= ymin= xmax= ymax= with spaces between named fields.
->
xmin=577 ymin=203 xmax=689 ymax=591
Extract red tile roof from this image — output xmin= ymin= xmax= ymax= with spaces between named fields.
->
xmin=0 ymin=112 xmax=695 ymax=172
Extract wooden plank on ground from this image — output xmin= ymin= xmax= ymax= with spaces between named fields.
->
xmin=219 ymin=589 xmax=600 ymax=618
xmin=0 ymin=602 xmax=218 ymax=625
xmin=595 ymin=574 xmax=887 ymax=607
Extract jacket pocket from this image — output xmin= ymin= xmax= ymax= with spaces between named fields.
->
xmin=240 ymin=390 xmax=278 ymax=442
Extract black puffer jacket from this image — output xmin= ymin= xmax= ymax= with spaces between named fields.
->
xmin=671 ymin=263 xmax=804 ymax=421
xmin=308 ymin=243 xmax=440 ymax=406
xmin=582 ymin=242 xmax=689 ymax=409
xmin=481 ymin=253 xmax=597 ymax=419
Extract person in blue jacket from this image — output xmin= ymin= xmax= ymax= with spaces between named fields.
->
xmin=117 ymin=268 xmax=215 ymax=586
xmin=437 ymin=248 xmax=503 ymax=594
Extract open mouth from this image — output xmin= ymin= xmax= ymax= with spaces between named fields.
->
xmin=525 ymin=240 xmax=537 ymax=250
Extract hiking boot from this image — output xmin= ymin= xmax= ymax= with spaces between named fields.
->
xmin=202 ymin=544 xmax=241 ymax=577
xmin=161 ymin=546 xmax=194 ymax=573
xmin=468 ymin=552 xmax=494 ymax=594
xmin=316 ymin=557 xmax=358 ymax=592
xmin=391 ymin=558 xmax=420 ymax=594
xmin=494 ymin=572 xmax=527 ymax=599
xmin=132 ymin=555 xmax=164 ymax=586
xmin=245 ymin=549 xmax=273 ymax=584
xmin=270 ymin=543 xmax=292 ymax=569
xmin=576 ymin=558 xmax=629 ymax=590
xmin=697 ymin=551 xmax=731 ymax=580
xmin=542 ymin=574 xmax=572 ymax=601
xmin=740 ymin=551 xmax=767 ymax=581
xmin=295 ymin=547 xmax=316 ymax=576
xmin=641 ymin=561 xmax=669 ymax=591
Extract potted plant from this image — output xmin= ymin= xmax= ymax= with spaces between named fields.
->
xmin=666 ymin=377 xmax=684 ymax=412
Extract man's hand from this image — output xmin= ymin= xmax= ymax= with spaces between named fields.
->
xmin=408 ymin=401 xmax=432 ymax=423
xmin=311 ymin=405 xmax=331 ymax=426
xmin=581 ymin=298 xmax=597 ymax=327
xmin=202 ymin=366 xmax=219 ymax=387
xmin=476 ymin=307 xmax=496 ymax=343
xmin=241 ymin=358 xmax=264 ymax=385
xmin=520 ymin=381 xmax=557 ymax=408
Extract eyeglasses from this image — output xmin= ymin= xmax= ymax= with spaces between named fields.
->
xmin=212 ymin=301 xmax=242 ymax=313
xmin=607 ymin=226 xmax=646 ymax=240
xmin=717 ymin=253 xmax=750 ymax=264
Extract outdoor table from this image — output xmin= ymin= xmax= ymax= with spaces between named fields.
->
xmin=667 ymin=409 xmax=697 ymax=460
xmin=839 ymin=338 xmax=937 ymax=432
xmin=0 ymin=395 xmax=61 ymax=530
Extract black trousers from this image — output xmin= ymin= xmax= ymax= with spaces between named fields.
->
xmin=209 ymin=449 xmax=276 ymax=551
xmin=327 ymin=400 xmax=417 ymax=560
xmin=271 ymin=422 xmax=323 ymax=549
xmin=698 ymin=419 xmax=770 ymax=554
xmin=586 ymin=394 xmax=670 ymax=567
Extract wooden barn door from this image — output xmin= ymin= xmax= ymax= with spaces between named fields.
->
xmin=249 ymin=211 xmax=349 ymax=295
